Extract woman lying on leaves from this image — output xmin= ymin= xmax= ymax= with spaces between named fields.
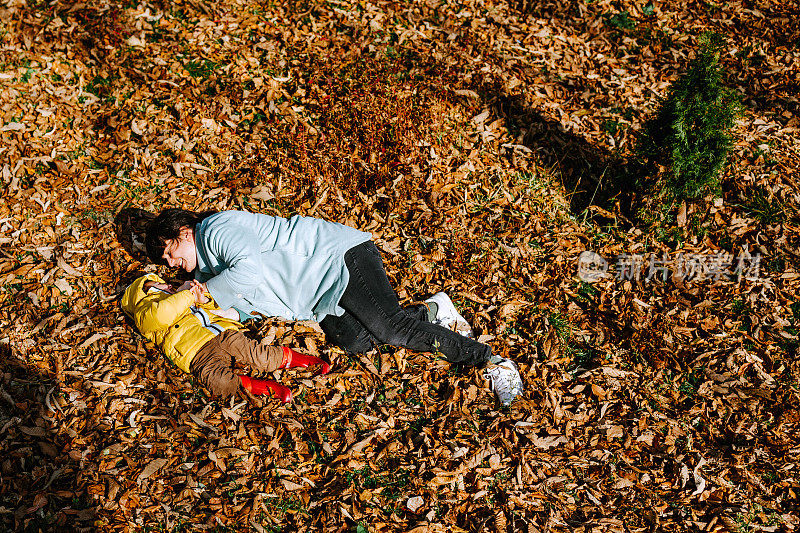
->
xmin=144 ymin=208 xmax=523 ymax=405
xmin=121 ymin=273 xmax=330 ymax=403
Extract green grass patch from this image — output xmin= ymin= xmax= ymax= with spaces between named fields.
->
xmin=736 ymin=187 xmax=786 ymax=226
xmin=185 ymin=59 xmax=218 ymax=79
xmin=605 ymin=10 xmax=635 ymax=30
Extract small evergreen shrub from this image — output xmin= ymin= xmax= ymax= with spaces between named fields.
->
xmin=638 ymin=33 xmax=742 ymax=203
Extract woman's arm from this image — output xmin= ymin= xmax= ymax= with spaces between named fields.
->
xmin=209 ymin=307 xmax=240 ymax=320
xmin=199 ymin=223 xmax=264 ymax=311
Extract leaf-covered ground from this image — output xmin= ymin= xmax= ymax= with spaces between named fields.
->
xmin=1 ymin=0 xmax=799 ymax=531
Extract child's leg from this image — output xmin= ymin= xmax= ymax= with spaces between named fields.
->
xmin=215 ymin=330 xmax=285 ymax=374
xmin=190 ymin=336 xmax=241 ymax=398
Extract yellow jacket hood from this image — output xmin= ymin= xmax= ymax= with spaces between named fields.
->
xmin=121 ymin=273 xmax=164 ymax=316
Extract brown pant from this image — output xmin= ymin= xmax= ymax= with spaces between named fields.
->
xmin=190 ymin=329 xmax=284 ymax=398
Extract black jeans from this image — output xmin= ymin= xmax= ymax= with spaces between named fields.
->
xmin=320 ymin=241 xmax=492 ymax=366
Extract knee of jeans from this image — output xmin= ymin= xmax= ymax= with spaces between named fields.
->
xmin=348 ymin=342 xmax=372 ymax=355
xmin=322 ymin=323 xmax=373 ymax=354
xmin=331 ymin=334 xmax=373 ymax=355
xmin=369 ymin=319 xmax=414 ymax=347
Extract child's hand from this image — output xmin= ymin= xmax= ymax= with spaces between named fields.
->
xmin=151 ymin=282 xmax=174 ymax=293
xmin=210 ymin=308 xmax=239 ymax=320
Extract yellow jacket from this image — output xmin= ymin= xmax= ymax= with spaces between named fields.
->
xmin=121 ymin=273 xmax=242 ymax=373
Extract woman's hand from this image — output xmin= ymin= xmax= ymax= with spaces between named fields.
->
xmin=190 ymin=280 xmax=209 ymax=304
xmin=175 ymin=280 xmax=209 ymax=303
xmin=210 ymin=308 xmax=239 ymax=320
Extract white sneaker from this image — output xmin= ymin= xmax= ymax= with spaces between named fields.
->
xmin=483 ymin=357 xmax=524 ymax=406
xmin=426 ymin=292 xmax=474 ymax=338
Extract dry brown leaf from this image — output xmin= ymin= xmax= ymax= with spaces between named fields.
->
xmin=136 ymin=458 xmax=168 ymax=484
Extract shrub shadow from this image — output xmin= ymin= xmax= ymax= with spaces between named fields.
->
xmin=471 ymin=80 xmax=636 ymax=219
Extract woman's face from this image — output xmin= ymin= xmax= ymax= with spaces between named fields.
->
xmin=162 ymin=227 xmax=197 ymax=272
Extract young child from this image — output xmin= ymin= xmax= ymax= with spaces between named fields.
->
xmin=120 ymin=273 xmax=330 ymax=403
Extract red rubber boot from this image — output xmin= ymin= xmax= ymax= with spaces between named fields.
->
xmin=239 ymin=376 xmax=292 ymax=404
xmin=282 ymin=347 xmax=331 ymax=375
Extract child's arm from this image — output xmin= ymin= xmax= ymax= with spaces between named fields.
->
xmin=136 ymin=290 xmax=197 ymax=334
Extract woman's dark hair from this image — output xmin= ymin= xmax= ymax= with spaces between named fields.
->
xmin=145 ymin=208 xmax=216 ymax=264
